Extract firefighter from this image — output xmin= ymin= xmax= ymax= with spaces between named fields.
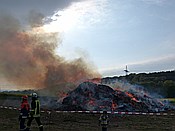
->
xmin=19 ymin=95 xmax=30 ymax=131
xmin=99 ymin=111 xmax=109 ymax=131
xmin=26 ymin=93 xmax=43 ymax=131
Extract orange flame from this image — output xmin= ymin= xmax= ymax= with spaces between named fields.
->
xmin=88 ymin=99 xmax=96 ymax=106
xmin=85 ymin=78 xmax=102 ymax=84
xmin=125 ymin=92 xmax=139 ymax=102
xmin=111 ymin=100 xmax=117 ymax=111
xmin=58 ymin=92 xmax=68 ymax=98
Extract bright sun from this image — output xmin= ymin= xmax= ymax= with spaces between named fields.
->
xmin=43 ymin=8 xmax=78 ymax=32
xmin=42 ymin=0 xmax=107 ymax=33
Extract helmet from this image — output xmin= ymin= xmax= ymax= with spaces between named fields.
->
xmin=31 ymin=93 xmax=38 ymax=98
xmin=22 ymin=95 xmax=28 ymax=100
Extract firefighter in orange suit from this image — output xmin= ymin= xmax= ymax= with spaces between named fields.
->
xmin=19 ymin=95 xmax=30 ymax=131
xmin=99 ymin=111 xmax=109 ymax=131
xmin=26 ymin=93 xmax=43 ymax=131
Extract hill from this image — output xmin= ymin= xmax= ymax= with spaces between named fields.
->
xmin=102 ymin=70 xmax=175 ymax=98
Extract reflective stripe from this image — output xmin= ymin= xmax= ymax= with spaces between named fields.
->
xmin=22 ymin=116 xmax=28 ymax=118
xmin=101 ymin=121 xmax=108 ymax=124
xmin=99 ymin=115 xmax=109 ymax=125
xmin=34 ymin=100 xmax=40 ymax=117
xmin=36 ymin=100 xmax=40 ymax=114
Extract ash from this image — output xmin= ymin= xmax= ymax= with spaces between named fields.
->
xmin=59 ymin=82 xmax=171 ymax=112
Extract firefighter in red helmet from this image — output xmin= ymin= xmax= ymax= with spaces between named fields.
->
xmin=19 ymin=95 xmax=30 ymax=131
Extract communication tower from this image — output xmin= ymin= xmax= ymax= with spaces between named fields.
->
xmin=124 ymin=65 xmax=129 ymax=76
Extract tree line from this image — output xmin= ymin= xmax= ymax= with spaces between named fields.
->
xmin=102 ymin=70 xmax=175 ymax=98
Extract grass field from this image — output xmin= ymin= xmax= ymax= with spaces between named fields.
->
xmin=0 ymin=93 xmax=175 ymax=131
xmin=161 ymin=98 xmax=175 ymax=103
xmin=0 ymin=108 xmax=175 ymax=131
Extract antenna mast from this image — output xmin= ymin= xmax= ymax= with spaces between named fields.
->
xmin=124 ymin=65 xmax=129 ymax=76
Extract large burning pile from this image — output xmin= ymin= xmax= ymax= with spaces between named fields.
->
xmin=60 ymin=82 xmax=169 ymax=112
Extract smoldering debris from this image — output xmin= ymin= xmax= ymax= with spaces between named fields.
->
xmin=0 ymin=82 xmax=173 ymax=112
xmin=59 ymin=82 xmax=171 ymax=112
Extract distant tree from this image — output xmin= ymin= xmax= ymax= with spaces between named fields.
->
xmin=103 ymin=70 xmax=175 ymax=97
xmin=163 ymin=80 xmax=175 ymax=97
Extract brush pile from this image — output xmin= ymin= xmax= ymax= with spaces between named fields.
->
xmin=60 ymin=82 xmax=169 ymax=112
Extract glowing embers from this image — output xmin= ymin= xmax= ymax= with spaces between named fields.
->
xmin=125 ymin=92 xmax=140 ymax=103
xmin=61 ymin=82 xmax=168 ymax=112
xmin=111 ymin=100 xmax=117 ymax=111
xmin=85 ymin=78 xmax=102 ymax=84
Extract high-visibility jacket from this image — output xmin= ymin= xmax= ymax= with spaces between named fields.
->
xmin=99 ymin=114 xmax=109 ymax=127
xmin=30 ymin=99 xmax=41 ymax=117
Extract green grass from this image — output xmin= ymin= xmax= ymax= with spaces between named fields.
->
xmin=0 ymin=92 xmax=29 ymax=98
xmin=160 ymin=98 xmax=175 ymax=103
xmin=1 ymin=108 xmax=175 ymax=131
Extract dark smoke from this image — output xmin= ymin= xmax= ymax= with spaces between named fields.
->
xmin=28 ymin=10 xmax=45 ymax=28
xmin=0 ymin=13 xmax=100 ymax=90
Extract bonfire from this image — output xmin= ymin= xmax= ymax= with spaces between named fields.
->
xmin=58 ymin=82 xmax=169 ymax=112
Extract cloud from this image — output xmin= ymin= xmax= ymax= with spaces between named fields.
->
xmin=0 ymin=0 xmax=84 ymax=10
xmin=129 ymin=55 xmax=175 ymax=72
xmin=0 ymin=0 xmax=87 ymax=20
xmin=43 ymin=0 xmax=109 ymax=32
xmin=0 ymin=0 xmax=109 ymax=31
xmin=101 ymin=55 xmax=175 ymax=76
xmin=141 ymin=0 xmax=166 ymax=5
xmin=0 ymin=0 xmax=90 ymax=29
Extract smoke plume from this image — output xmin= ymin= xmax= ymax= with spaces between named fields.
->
xmin=0 ymin=13 xmax=100 ymax=89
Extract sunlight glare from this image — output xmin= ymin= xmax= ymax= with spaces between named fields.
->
xmin=43 ymin=0 xmax=108 ymax=33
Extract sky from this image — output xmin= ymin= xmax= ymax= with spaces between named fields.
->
xmin=0 ymin=0 xmax=175 ymax=79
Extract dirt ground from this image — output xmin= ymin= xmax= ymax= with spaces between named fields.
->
xmin=0 ymin=108 xmax=175 ymax=131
